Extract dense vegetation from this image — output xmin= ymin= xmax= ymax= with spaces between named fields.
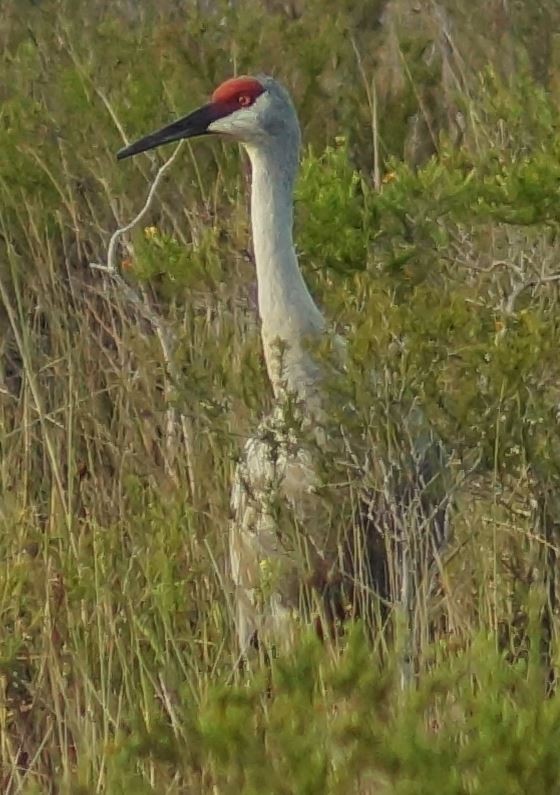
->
xmin=2 ymin=0 xmax=560 ymax=791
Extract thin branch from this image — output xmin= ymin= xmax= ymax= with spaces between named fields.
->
xmin=494 ymin=271 xmax=560 ymax=342
xmin=90 ymin=143 xmax=198 ymax=499
xmin=350 ymin=36 xmax=381 ymax=190
xmin=106 ymin=143 xmax=184 ymax=274
xmin=503 ymin=272 xmax=560 ymax=316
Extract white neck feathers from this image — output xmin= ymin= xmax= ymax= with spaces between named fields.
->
xmin=245 ymin=140 xmax=325 ymax=404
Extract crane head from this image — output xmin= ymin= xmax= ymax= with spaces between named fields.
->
xmin=117 ymin=75 xmax=299 ymax=160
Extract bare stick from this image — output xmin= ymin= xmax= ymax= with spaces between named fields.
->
xmin=350 ymin=36 xmax=380 ymax=191
xmin=90 ymin=144 xmax=198 ymax=499
xmin=503 ymin=272 xmax=560 ymax=315
xmin=495 ymin=271 xmax=560 ymax=343
xmin=105 ymin=143 xmax=184 ymax=274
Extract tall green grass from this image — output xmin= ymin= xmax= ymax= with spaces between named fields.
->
xmin=2 ymin=0 xmax=560 ymax=791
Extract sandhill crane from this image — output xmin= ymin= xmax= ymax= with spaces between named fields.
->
xmin=117 ymin=75 xmax=451 ymax=664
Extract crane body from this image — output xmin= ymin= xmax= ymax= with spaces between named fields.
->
xmin=117 ymin=75 xmax=451 ymax=660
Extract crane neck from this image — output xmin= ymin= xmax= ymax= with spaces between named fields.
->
xmin=245 ymin=138 xmax=326 ymax=406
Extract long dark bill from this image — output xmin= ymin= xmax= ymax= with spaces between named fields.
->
xmin=116 ymin=103 xmax=220 ymax=160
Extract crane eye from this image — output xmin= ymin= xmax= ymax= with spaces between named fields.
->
xmin=238 ymin=94 xmax=252 ymax=107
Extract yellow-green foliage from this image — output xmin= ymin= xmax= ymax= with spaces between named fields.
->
xmin=2 ymin=0 xmax=560 ymax=792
